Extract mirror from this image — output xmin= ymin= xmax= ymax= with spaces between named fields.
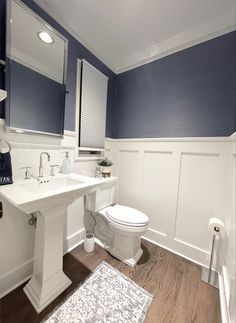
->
xmin=5 ymin=0 xmax=68 ymax=136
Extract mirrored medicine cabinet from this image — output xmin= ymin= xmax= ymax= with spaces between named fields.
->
xmin=5 ymin=0 xmax=68 ymax=136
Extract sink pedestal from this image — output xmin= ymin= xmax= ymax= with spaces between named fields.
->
xmin=0 ymin=173 xmax=104 ymax=312
xmin=23 ymin=203 xmax=72 ymax=313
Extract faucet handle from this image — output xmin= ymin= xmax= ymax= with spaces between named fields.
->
xmin=50 ymin=165 xmax=59 ymax=176
xmin=20 ymin=166 xmax=31 ymax=180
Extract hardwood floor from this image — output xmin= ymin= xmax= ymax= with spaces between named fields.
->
xmin=0 ymin=240 xmax=221 ymax=323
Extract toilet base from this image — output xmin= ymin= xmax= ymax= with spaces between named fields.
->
xmin=95 ymin=237 xmax=143 ymax=267
xmin=109 ymin=247 xmax=143 ymax=267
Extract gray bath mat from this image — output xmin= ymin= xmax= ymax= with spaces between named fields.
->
xmin=45 ymin=261 xmax=153 ymax=323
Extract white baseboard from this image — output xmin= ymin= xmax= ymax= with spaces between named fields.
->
xmin=63 ymin=228 xmax=86 ymax=253
xmin=0 ymin=259 xmax=33 ymax=299
xmin=0 ymin=228 xmax=85 ymax=299
xmin=143 ymin=228 xmax=209 ymax=268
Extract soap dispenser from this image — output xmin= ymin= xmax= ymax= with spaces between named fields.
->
xmin=60 ymin=151 xmax=71 ymax=174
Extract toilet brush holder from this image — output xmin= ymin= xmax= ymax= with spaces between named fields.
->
xmin=84 ymin=233 xmax=95 ymax=253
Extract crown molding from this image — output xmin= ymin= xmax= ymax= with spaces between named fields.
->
xmin=27 ymin=3 xmax=236 ymax=74
xmin=116 ymin=12 xmax=236 ymax=73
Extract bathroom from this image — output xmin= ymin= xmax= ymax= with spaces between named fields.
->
xmin=0 ymin=0 xmax=235 ymax=322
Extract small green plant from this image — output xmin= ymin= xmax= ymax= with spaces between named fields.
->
xmin=97 ymin=157 xmax=113 ymax=167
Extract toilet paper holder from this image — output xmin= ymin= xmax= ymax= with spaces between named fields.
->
xmin=201 ymin=218 xmax=225 ymax=289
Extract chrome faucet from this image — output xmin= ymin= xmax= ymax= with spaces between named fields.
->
xmin=39 ymin=152 xmax=51 ymax=177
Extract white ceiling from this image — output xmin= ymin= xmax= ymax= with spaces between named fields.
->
xmin=33 ymin=0 xmax=236 ymax=73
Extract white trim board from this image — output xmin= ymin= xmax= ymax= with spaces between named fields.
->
xmin=106 ymin=133 xmax=236 ymax=143
xmin=143 ymin=227 xmax=213 ymax=267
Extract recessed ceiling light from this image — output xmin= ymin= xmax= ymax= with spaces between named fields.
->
xmin=37 ymin=31 xmax=54 ymax=44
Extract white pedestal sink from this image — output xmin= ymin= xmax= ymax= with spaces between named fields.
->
xmin=0 ymin=173 xmax=103 ymax=313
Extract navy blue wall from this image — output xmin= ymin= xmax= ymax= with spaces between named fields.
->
xmin=0 ymin=0 xmax=116 ymax=136
xmin=0 ymin=0 xmax=235 ymax=138
xmin=114 ymin=31 xmax=236 ymax=138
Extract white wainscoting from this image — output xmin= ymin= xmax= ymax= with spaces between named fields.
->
xmin=105 ymin=136 xmax=233 ymax=267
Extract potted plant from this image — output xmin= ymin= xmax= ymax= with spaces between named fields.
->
xmin=97 ymin=157 xmax=113 ymax=178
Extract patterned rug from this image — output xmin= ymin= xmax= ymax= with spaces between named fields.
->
xmin=44 ymin=261 xmax=153 ymax=323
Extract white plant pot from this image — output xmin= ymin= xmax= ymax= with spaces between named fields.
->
xmin=84 ymin=233 xmax=95 ymax=253
xmin=101 ymin=166 xmax=111 ymax=178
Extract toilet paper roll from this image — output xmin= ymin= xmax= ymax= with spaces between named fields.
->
xmin=208 ymin=217 xmax=225 ymax=236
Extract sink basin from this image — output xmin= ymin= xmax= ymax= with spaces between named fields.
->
xmin=18 ymin=176 xmax=84 ymax=195
xmin=0 ymin=173 xmax=103 ymax=213
xmin=0 ymin=172 xmax=105 ymax=313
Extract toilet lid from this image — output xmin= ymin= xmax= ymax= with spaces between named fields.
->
xmin=106 ymin=204 xmax=149 ymax=227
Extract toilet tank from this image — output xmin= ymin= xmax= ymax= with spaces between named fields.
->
xmin=86 ymin=177 xmax=118 ymax=212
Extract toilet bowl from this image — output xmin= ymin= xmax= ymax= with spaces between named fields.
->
xmin=86 ymin=178 xmax=149 ymax=267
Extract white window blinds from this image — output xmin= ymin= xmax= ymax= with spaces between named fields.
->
xmin=79 ymin=60 xmax=108 ymax=149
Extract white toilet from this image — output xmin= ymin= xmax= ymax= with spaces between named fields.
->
xmin=86 ymin=178 xmax=149 ymax=267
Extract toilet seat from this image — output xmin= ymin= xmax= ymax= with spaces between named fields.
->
xmin=104 ymin=204 xmax=148 ymax=227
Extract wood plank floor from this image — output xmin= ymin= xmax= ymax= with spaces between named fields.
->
xmin=0 ymin=240 xmax=221 ymax=323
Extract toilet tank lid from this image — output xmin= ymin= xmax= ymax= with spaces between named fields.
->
xmin=106 ymin=204 xmax=149 ymax=226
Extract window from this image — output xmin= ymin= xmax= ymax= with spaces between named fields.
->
xmin=76 ymin=59 xmax=108 ymax=154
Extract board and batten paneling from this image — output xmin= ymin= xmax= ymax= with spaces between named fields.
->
xmin=142 ymin=151 xmax=179 ymax=238
xmin=117 ymin=150 xmax=143 ymax=209
xmin=175 ymin=153 xmax=220 ymax=251
xmin=105 ymin=137 xmax=232 ymax=267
